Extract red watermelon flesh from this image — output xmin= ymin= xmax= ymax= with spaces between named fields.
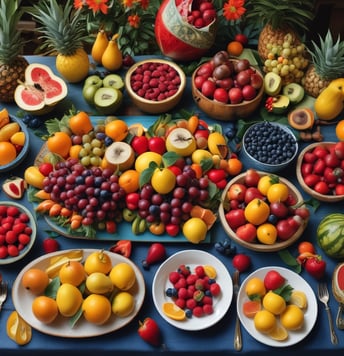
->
xmin=332 ymin=263 xmax=344 ymax=302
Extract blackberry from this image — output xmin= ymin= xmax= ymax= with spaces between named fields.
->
xmin=243 ymin=121 xmax=297 ymax=165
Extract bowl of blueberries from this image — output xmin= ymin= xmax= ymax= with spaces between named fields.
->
xmin=241 ymin=121 xmax=298 ymax=173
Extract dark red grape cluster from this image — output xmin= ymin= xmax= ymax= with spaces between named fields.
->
xmin=42 ymin=158 xmax=126 ymax=228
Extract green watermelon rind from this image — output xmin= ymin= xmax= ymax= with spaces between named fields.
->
xmin=317 ymin=213 xmax=344 ymax=259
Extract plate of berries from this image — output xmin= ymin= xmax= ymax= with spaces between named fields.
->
xmin=152 ymin=250 xmax=233 ymax=330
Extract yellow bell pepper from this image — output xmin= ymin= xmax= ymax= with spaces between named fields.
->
xmin=6 ymin=311 xmax=32 ymax=345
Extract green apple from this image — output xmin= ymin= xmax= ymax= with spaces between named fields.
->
xmin=103 ymin=74 xmax=124 ymax=91
xmin=94 ymin=87 xmax=123 ymax=115
xmin=84 ymin=75 xmax=103 ymax=89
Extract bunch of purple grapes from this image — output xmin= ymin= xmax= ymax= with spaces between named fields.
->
xmin=42 ymin=158 xmax=126 ymax=227
xmin=136 ymin=165 xmax=211 ymax=226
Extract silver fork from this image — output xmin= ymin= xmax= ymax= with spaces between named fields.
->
xmin=0 ymin=281 xmax=8 ymax=311
xmin=318 ymin=282 xmax=338 ymax=345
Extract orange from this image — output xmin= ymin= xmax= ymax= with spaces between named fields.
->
xmin=22 ymin=268 xmax=50 ymax=295
xmin=242 ymin=300 xmax=261 ymax=318
xmin=84 ymin=250 xmax=112 ymax=275
xmin=297 ymin=241 xmax=316 ymax=254
xmin=82 ymin=294 xmax=112 ymax=325
xmin=0 ymin=141 xmax=17 ymax=165
xmin=257 ymin=175 xmax=278 ymax=196
xmin=262 ymin=291 xmax=286 ymax=315
xmin=118 ymin=169 xmax=140 ymax=193
xmin=191 ymin=163 xmax=202 ymax=179
xmin=280 ymin=305 xmax=304 ymax=330
xmin=253 ymin=310 xmax=277 ymax=333
xmin=227 ymin=157 xmax=243 ymax=176
xmin=227 ymin=41 xmax=244 ymax=57
xmin=68 ymin=111 xmax=93 ymax=135
xmin=266 ymin=183 xmax=289 ymax=203
xmin=336 ymin=120 xmax=344 ymax=141
xmin=256 ymin=223 xmax=277 ymax=245
xmin=244 ymin=198 xmax=270 ymax=225
xmin=46 ymin=131 xmax=72 ymax=158
xmin=105 ymin=119 xmax=128 ymax=142
xmin=162 ymin=302 xmax=186 ymax=321
xmin=10 ymin=131 xmax=26 ymax=146
xmin=32 ymin=296 xmax=59 ymax=324
xmin=59 ymin=261 xmax=86 ymax=286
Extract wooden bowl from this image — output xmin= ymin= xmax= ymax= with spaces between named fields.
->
xmin=296 ymin=142 xmax=344 ymax=202
xmin=125 ymin=58 xmax=186 ymax=114
xmin=0 ymin=115 xmax=30 ymax=173
xmin=191 ymin=61 xmax=264 ymax=121
xmin=218 ymin=171 xmax=308 ymax=252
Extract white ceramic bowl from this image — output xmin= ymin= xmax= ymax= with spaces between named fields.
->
xmin=0 ymin=201 xmax=37 ymax=264
xmin=0 ymin=115 xmax=29 ymax=173
xmin=125 ymin=59 xmax=186 ymax=114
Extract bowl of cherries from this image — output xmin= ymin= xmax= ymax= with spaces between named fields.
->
xmin=218 ymin=169 xmax=310 ymax=252
xmin=191 ymin=50 xmax=264 ymax=121
xmin=125 ymin=58 xmax=186 ymax=114
xmin=296 ymin=141 xmax=344 ymax=202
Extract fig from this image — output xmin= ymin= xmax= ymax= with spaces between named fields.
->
xmin=288 ymin=108 xmax=315 ymax=130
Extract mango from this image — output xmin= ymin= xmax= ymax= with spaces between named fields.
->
xmin=0 ymin=122 xmax=20 ymax=142
xmin=86 ymin=272 xmax=114 ymax=295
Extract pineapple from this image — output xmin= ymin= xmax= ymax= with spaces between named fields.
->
xmin=0 ymin=0 xmax=29 ymax=103
xmin=303 ymin=30 xmax=344 ymax=98
xmin=246 ymin=0 xmax=315 ymax=84
xmin=27 ymin=0 xmax=90 ymax=83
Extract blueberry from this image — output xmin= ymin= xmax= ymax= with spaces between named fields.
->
xmin=166 ymin=288 xmax=174 ymax=297
xmin=185 ymin=309 xmax=193 ymax=318
xmin=104 ymin=136 xmax=113 ymax=146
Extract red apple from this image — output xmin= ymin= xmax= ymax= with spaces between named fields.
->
xmin=228 ymin=183 xmax=247 ymax=201
xmin=201 ymin=79 xmax=216 ymax=98
xmin=131 ymin=136 xmax=149 ymax=155
xmin=235 ymin=33 xmax=248 ymax=46
xmin=148 ymin=137 xmax=166 ymax=155
xmin=228 ymin=87 xmax=243 ymax=104
xmin=244 ymin=187 xmax=264 ymax=204
xmin=213 ymin=87 xmax=229 ymax=103
xmin=196 ymin=62 xmax=214 ymax=77
xmin=225 ymin=209 xmax=246 ymax=230
xmin=194 ymin=75 xmax=207 ymax=90
xmin=250 ymin=73 xmax=263 ymax=90
xmin=236 ymin=71 xmax=251 ymax=86
xmin=242 ymin=84 xmax=256 ymax=101
xmin=236 ymin=223 xmax=257 ymax=242
xmin=216 ymin=77 xmax=234 ymax=90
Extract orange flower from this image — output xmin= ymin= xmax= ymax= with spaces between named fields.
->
xmin=128 ymin=14 xmax=140 ymax=28
xmin=223 ymin=0 xmax=246 ymax=21
xmin=86 ymin=0 xmax=109 ymax=14
xmin=122 ymin=0 xmax=134 ymax=8
xmin=73 ymin=0 xmax=85 ymax=10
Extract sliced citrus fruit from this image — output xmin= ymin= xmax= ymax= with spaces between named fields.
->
xmin=203 ymin=265 xmax=217 ymax=279
xmin=289 ymin=290 xmax=308 ymax=309
xmin=162 ymin=302 xmax=186 ymax=321
xmin=242 ymin=300 xmax=261 ymax=318
xmin=268 ymin=324 xmax=289 ymax=341
xmin=128 ymin=123 xmax=145 ymax=136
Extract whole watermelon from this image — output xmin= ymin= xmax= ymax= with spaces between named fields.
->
xmin=317 ymin=213 xmax=344 ymax=259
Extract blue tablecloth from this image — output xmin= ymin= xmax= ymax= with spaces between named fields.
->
xmin=0 ymin=56 xmax=343 ymax=355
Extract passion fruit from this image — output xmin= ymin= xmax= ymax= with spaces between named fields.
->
xmin=288 ymin=108 xmax=315 ymax=130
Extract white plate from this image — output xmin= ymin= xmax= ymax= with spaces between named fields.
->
xmin=12 ymin=249 xmax=146 ymax=338
xmin=0 ymin=201 xmax=37 ymax=265
xmin=152 ymin=250 xmax=233 ymax=331
xmin=237 ymin=266 xmax=317 ymax=347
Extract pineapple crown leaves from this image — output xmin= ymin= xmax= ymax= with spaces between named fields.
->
xmin=307 ymin=30 xmax=344 ymax=79
xmin=0 ymin=0 xmax=25 ymax=63
xmin=26 ymin=0 xmax=88 ymax=56
xmin=246 ymin=0 xmax=315 ymax=34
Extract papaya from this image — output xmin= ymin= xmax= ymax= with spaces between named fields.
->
xmin=314 ymin=78 xmax=344 ymax=121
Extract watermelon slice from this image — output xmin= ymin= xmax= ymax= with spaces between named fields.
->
xmin=332 ymin=263 xmax=344 ymax=302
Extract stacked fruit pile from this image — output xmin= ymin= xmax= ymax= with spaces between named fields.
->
xmin=25 ymin=112 xmax=241 ymax=242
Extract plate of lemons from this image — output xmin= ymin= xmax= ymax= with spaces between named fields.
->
xmin=12 ymin=249 xmax=145 ymax=338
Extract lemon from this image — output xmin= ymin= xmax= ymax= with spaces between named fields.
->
xmin=135 ymin=152 xmax=162 ymax=173
xmin=280 ymin=305 xmax=304 ymax=330
xmin=245 ymin=277 xmax=266 ymax=298
xmin=109 ymin=262 xmax=136 ymax=291
xmin=268 ymin=324 xmax=289 ymax=341
xmin=182 ymin=217 xmax=208 ymax=244
xmin=56 ymin=283 xmax=83 ymax=317
xmin=112 ymin=291 xmax=135 ymax=317
xmin=262 ymin=291 xmax=286 ymax=315
xmin=254 ymin=310 xmax=277 ymax=333
xmin=290 ymin=290 xmax=308 ymax=309
xmin=204 ymin=265 xmax=217 ymax=279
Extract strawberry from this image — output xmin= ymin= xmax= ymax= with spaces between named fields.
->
xmin=305 ymin=256 xmax=326 ymax=280
xmin=264 ymin=270 xmax=285 ymax=290
xmin=138 ymin=317 xmax=162 ymax=347
xmin=42 ymin=238 xmax=59 ymax=253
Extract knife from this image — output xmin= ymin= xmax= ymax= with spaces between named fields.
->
xmin=233 ymin=269 xmax=242 ymax=351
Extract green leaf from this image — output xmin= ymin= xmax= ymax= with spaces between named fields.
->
xmin=139 ymin=165 xmax=156 ymax=188
xmin=274 ymin=284 xmax=294 ymax=302
xmin=70 ymin=307 xmax=83 ymax=328
xmin=200 ymin=158 xmax=214 ymax=173
xmin=27 ymin=186 xmax=40 ymax=203
xmin=278 ymin=250 xmax=302 ymax=273
xmin=162 ymin=151 xmax=180 ymax=167
xmin=45 ymin=277 xmax=60 ymax=299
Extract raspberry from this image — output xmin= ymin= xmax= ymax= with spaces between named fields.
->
xmin=186 ymin=273 xmax=197 ymax=285
xmin=195 ymin=265 xmax=205 ymax=277
xmin=203 ymin=304 xmax=214 ymax=315
xmin=175 ymin=298 xmax=186 ymax=309
xmin=177 ymin=287 xmax=188 ymax=299
xmin=169 ymin=271 xmax=181 ymax=284
xmin=186 ymin=298 xmax=197 ymax=310
xmin=210 ymin=282 xmax=221 ymax=296
xmin=193 ymin=306 xmax=204 ymax=317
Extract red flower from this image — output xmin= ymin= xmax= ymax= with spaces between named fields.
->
xmin=128 ymin=14 xmax=140 ymax=28
xmin=223 ymin=0 xmax=246 ymax=21
xmin=123 ymin=0 xmax=134 ymax=8
xmin=85 ymin=0 xmax=109 ymax=15
xmin=73 ymin=0 xmax=85 ymax=10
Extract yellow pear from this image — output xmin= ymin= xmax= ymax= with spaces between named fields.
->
xmin=101 ymin=34 xmax=123 ymax=72
xmin=91 ymin=29 xmax=109 ymax=64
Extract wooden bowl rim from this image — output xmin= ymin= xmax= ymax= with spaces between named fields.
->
xmin=125 ymin=58 xmax=186 ymax=105
xmin=218 ymin=171 xmax=308 ymax=252
xmin=296 ymin=141 xmax=344 ymax=202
